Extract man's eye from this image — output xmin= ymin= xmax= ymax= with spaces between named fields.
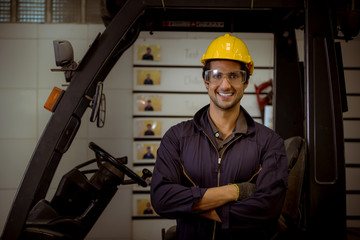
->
xmin=212 ymin=73 xmax=222 ymax=79
xmin=229 ymin=73 xmax=240 ymax=79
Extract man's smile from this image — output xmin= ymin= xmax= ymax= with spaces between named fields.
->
xmin=217 ymin=91 xmax=234 ymax=97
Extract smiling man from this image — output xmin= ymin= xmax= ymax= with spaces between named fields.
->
xmin=150 ymin=34 xmax=288 ymax=240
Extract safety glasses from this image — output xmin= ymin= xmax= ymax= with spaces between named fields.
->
xmin=204 ymin=69 xmax=247 ymax=85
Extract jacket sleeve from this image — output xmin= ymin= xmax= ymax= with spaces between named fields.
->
xmin=150 ymin=125 xmax=207 ymax=218
xmin=218 ymin=132 xmax=288 ymax=230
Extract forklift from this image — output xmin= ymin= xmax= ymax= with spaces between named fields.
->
xmin=2 ymin=0 xmax=359 ymax=239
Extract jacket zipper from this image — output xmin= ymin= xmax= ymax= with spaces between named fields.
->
xmin=202 ymin=130 xmax=242 ymax=240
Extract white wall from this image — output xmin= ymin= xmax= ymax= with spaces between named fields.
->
xmin=0 ymin=23 xmax=359 ymax=240
xmin=342 ymin=38 xmax=360 ymax=227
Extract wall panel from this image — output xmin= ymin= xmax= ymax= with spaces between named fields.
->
xmin=345 ymin=168 xmax=360 ymax=190
xmin=341 ymin=36 xmax=360 ymax=228
xmin=344 ymin=96 xmax=360 ymax=119
xmin=345 ymin=70 xmax=360 ymax=94
xmin=345 ymin=142 xmax=360 ymax=164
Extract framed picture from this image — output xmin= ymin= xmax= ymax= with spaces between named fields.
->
xmin=133 ymin=93 xmax=208 ymax=116
xmin=135 ymin=120 xmax=162 ymax=137
xmin=133 ymin=194 xmax=157 ymax=216
xmin=134 ymin=141 xmax=160 ymax=164
xmin=136 ymin=69 xmax=161 ymax=86
xmin=136 ymin=95 xmax=162 ymax=112
xmin=133 ymin=166 xmax=153 ymax=191
xmin=133 ymin=118 xmax=191 ymax=138
xmin=137 ymin=44 xmax=161 ymax=61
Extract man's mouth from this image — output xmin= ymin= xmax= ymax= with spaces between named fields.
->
xmin=218 ymin=92 xmax=233 ymax=97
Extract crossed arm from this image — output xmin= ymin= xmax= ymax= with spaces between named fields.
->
xmin=192 ymin=183 xmax=257 ymax=222
xmin=192 ymin=185 xmax=238 ymax=221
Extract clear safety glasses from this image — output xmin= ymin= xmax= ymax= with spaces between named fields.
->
xmin=204 ymin=69 xmax=247 ymax=85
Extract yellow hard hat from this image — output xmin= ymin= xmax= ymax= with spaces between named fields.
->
xmin=200 ymin=33 xmax=254 ymax=75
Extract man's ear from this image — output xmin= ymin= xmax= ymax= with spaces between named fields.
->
xmin=244 ymin=78 xmax=249 ymax=90
xmin=203 ymin=78 xmax=209 ymax=89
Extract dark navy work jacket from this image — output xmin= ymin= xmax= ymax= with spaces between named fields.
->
xmin=150 ymin=105 xmax=288 ymax=240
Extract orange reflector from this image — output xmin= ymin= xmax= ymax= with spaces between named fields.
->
xmin=44 ymin=87 xmax=64 ymax=112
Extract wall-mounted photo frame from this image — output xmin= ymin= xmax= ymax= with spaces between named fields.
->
xmin=133 ymin=194 xmax=157 ymax=217
xmin=136 ymin=69 xmax=161 ymax=86
xmin=133 ymin=93 xmax=208 ymax=116
xmin=133 ymin=67 xmax=206 ymax=92
xmin=133 ymin=166 xmax=153 ymax=192
xmin=136 ymin=120 xmax=162 ymax=137
xmin=133 ymin=118 xmax=191 ymax=138
xmin=137 ymin=44 xmax=161 ymax=61
xmin=134 ymin=141 xmax=160 ymax=164
xmin=136 ymin=95 xmax=162 ymax=112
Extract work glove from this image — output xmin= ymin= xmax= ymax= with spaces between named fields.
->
xmin=234 ymin=182 xmax=256 ymax=201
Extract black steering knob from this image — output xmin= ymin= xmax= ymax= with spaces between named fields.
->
xmin=142 ymin=168 xmax=153 ymax=180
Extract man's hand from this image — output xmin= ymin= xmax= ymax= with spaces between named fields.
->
xmin=236 ymin=182 xmax=256 ymax=200
xmin=192 ymin=183 xmax=256 ymax=221
xmin=200 ymin=209 xmax=222 ymax=222
xmin=192 ymin=185 xmax=238 ymax=212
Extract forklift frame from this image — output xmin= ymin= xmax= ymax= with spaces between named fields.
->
xmin=1 ymin=0 xmax=350 ymax=239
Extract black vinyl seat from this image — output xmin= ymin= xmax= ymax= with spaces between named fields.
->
xmin=273 ymin=136 xmax=306 ymax=239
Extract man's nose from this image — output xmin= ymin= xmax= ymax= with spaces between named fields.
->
xmin=219 ymin=75 xmax=232 ymax=87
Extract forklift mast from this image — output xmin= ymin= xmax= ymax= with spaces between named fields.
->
xmin=2 ymin=0 xmax=357 ymax=239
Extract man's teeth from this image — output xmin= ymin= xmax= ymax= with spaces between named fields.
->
xmin=218 ymin=92 xmax=233 ymax=96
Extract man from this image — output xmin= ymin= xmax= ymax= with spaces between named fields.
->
xmin=143 ymin=146 xmax=155 ymax=159
xmin=144 ymin=100 xmax=154 ymax=111
xmin=150 ymin=34 xmax=288 ymax=239
xmin=143 ymin=202 xmax=154 ymax=214
xmin=144 ymin=123 xmax=155 ymax=136
xmin=142 ymin=47 xmax=154 ymax=60
xmin=144 ymin=73 xmax=154 ymax=85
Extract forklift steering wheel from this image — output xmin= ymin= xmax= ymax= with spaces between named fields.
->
xmin=89 ymin=142 xmax=148 ymax=187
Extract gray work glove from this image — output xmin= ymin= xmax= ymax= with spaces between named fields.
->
xmin=235 ymin=182 xmax=256 ymax=200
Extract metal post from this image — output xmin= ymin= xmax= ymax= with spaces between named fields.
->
xmin=274 ymin=26 xmax=304 ymax=139
xmin=304 ymin=0 xmax=347 ymax=238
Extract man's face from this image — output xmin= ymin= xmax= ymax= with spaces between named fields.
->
xmin=204 ymin=60 xmax=248 ymax=111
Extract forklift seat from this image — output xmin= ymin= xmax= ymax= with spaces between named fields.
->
xmin=22 ymin=158 xmax=121 ymax=239
xmin=275 ymin=136 xmax=306 ymax=238
xmin=23 ymin=168 xmax=100 ymax=239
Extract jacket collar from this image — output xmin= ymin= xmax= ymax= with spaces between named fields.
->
xmin=193 ymin=104 xmax=256 ymax=136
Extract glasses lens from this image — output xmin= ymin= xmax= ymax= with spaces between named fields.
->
xmin=229 ymin=71 xmax=242 ymax=79
xmin=211 ymin=70 xmax=223 ymax=80
xmin=205 ymin=70 xmax=246 ymax=84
